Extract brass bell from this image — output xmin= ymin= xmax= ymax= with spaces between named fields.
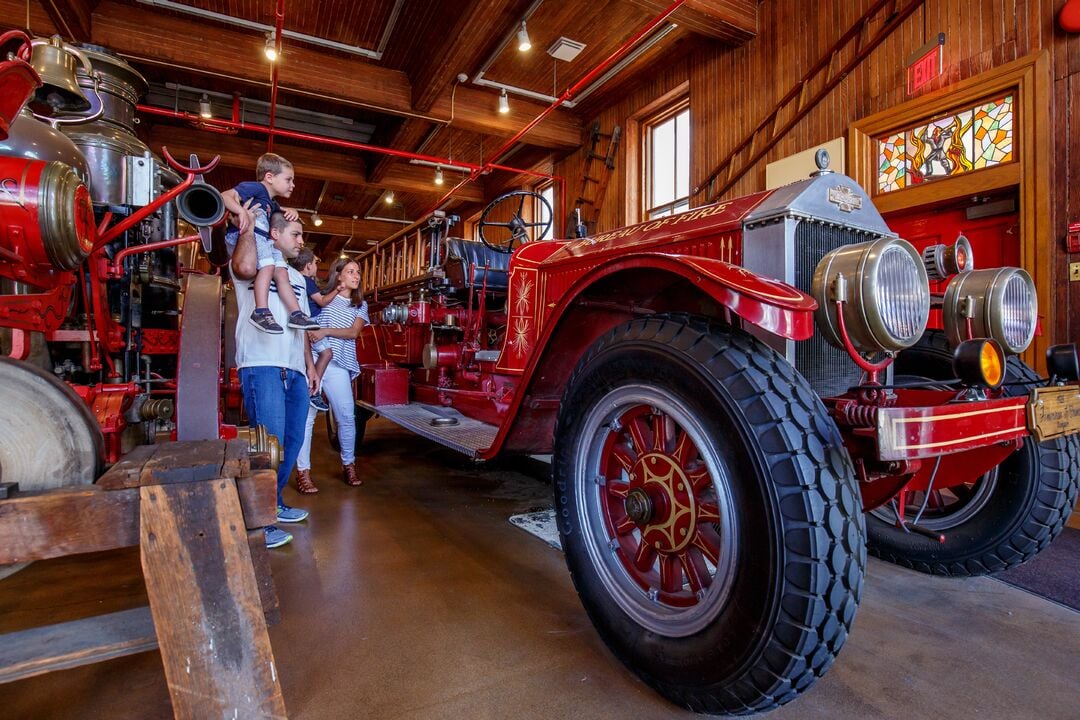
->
xmin=27 ymin=36 xmax=90 ymax=115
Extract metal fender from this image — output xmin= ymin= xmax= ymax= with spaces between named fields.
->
xmin=554 ymin=253 xmax=818 ymax=341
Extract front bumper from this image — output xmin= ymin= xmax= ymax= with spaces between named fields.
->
xmin=875 ymin=385 xmax=1080 ymax=461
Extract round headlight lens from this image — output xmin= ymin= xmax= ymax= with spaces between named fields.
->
xmin=943 ymin=268 xmax=1037 ymax=355
xmin=812 ymin=237 xmax=930 ymax=354
xmin=875 ymin=243 xmax=929 ymax=345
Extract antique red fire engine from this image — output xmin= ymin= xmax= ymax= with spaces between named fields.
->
xmin=345 ymin=156 xmax=1080 ymax=713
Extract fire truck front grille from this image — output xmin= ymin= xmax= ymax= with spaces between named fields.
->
xmin=793 ymin=221 xmax=879 ymax=398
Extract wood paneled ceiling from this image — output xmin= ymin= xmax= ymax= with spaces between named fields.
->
xmin=2 ymin=0 xmax=758 ymax=257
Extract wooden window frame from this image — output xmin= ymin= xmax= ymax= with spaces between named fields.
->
xmin=641 ymin=96 xmax=691 ymax=222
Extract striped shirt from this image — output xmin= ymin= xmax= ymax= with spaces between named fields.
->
xmin=312 ymin=295 xmax=369 ymax=379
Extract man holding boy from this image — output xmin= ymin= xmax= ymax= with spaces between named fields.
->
xmin=231 ymin=211 xmax=316 ymax=549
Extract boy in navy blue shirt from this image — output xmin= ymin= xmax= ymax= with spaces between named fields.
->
xmin=222 ymin=153 xmax=318 ymax=334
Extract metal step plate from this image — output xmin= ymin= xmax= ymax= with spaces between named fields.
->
xmin=358 ymin=400 xmax=498 ymax=457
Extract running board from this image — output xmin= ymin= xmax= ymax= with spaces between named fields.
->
xmin=358 ymin=400 xmax=497 ymax=457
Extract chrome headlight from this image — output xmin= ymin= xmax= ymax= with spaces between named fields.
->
xmin=942 ymin=268 xmax=1037 ymax=355
xmin=812 ymin=237 xmax=930 ymax=354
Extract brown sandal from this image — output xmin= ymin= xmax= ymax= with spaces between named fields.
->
xmin=296 ymin=468 xmax=318 ymax=494
xmin=342 ymin=463 xmax=362 ymax=486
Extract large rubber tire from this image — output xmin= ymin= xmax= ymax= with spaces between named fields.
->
xmin=869 ymin=331 xmax=1080 ymax=576
xmin=553 ymin=315 xmax=865 ymax=715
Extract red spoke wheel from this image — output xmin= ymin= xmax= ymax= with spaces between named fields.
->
xmin=554 ymin=315 xmax=864 ymax=714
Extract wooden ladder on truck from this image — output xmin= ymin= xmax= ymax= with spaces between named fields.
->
xmin=571 ymin=121 xmax=621 ymax=238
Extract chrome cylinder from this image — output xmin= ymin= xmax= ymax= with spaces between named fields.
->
xmin=61 ymin=45 xmax=152 ymax=205
xmin=0 ymin=108 xmax=89 ymax=181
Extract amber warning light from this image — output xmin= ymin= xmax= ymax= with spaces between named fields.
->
xmin=907 ymin=33 xmax=946 ymax=95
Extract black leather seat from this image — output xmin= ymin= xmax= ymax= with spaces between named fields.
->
xmin=443 ymin=237 xmax=510 ymax=292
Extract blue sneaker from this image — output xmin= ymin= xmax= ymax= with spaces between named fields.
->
xmin=309 ymin=393 xmax=330 ymax=412
xmin=265 ymin=526 xmax=293 ymax=549
xmin=277 ymin=504 xmax=309 ymax=523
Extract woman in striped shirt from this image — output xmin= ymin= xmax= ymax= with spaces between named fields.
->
xmin=295 ymin=258 xmax=370 ymax=491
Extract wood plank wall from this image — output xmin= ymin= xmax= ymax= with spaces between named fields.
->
xmin=559 ymin=0 xmax=1080 ymax=347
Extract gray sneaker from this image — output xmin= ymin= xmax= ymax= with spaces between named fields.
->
xmin=277 ymin=504 xmax=309 ymax=523
xmin=250 ymin=309 xmax=284 ymax=334
xmin=265 ymin=525 xmax=293 ymax=548
xmin=288 ymin=311 xmax=320 ymax=330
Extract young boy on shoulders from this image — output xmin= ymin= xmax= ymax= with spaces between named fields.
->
xmin=222 ymin=152 xmax=318 ymax=334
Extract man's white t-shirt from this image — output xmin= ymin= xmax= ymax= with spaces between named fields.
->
xmin=231 ymin=264 xmax=310 ymax=374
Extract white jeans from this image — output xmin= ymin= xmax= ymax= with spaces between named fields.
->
xmin=297 ymin=361 xmax=357 ymax=469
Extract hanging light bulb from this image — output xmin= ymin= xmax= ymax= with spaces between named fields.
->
xmin=198 ymin=94 xmax=212 ymax=119
xmin=434 ymin=166 xmax=444 ymax=186
xmin=498 ymin=89 xmax=510 ymax=114
xmin=312 ymin=212 xmax=323 ymax=227
xmin=517 ymin=20 xmax=532 ymax=52
xmin=385 ymin=191 xmax=394 ymax=205
xmin=264 ymin=31 xmax=279 ymax=62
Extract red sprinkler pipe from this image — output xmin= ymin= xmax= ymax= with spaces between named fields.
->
xmin=424 ymin=0 xmax=685 ymax=229
xmin=267 ymin=0 xmax=285 ymax=152
xmin=135 ymin=104 xmax=560 ymax=182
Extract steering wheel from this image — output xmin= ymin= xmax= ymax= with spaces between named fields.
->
xmin=477 ymin=190 xmax=553 ymax=254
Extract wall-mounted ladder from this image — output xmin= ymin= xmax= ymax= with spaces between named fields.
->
xmin=571 ymin=122 xmax=621 ymax=237
xmin=694 ymin=0 xmax=926 ymax=204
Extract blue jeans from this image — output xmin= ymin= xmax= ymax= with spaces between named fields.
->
xmin=239 ymin=366 xmax=309 ymax=506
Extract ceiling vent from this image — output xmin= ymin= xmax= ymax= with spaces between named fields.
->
xmin=547 ymin=37 xmax=586 ymax=62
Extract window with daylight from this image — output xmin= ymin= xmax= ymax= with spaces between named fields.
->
xmin=876 ymin=94 xmax=1014 ymax=194
xmin=535 ymin=183 xmax=554 ymax=241
xmin=644 ymin=102 xmax=690 ymax=220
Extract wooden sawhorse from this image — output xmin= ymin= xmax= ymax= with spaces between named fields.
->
xmin=0 ymin=439 xmax=288 ymax=719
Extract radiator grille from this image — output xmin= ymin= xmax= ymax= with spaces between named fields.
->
xmin=792 ymin=221 xmax=878 ymax=397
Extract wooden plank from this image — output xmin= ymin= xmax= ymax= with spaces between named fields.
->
xmin=222 ymin=439 xmax=252 ymax=482
xmin=622 ymin=0 xmax=757 ymax=43
xmin=247 ymin=529 xmax=281 ymax=626
xmin=141 ymin=480 xmax=286 ymax=719
xmin=139 ymin=441 xmax=228 ymax=486
xmin=38 ymin=0 xmax=93 ymax=41
xmin=0 ymin=487 xmax=139 ymax=564
xmin=96 ymin=443 xmax=160 ymax=490
xmin=235 ymin=470 xmax=278 ymax=530
xmin=0 ymin=607 xmax=156 ymax=685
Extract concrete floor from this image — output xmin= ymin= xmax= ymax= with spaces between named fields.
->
xmin=2 ymin=416 xmax=1078 ymax=719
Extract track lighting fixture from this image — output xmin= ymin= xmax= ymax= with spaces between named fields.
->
xmin=312 ymin=213 xmax=323 ymax=227
xmin=434 ymin=166 xmax=444 ymax=186
xmin=517 ymin=20 xmax=532 ymax=52
xmin=498 ymin=89 xmax=510 ymax=114
xmin=264 ymin=32 xmax=279 ymax=62
xmin=198 ymin=94 xmax=212 ymax=119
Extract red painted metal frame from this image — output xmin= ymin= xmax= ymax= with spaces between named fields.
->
xmin=875 ymin=395 xmax=1029 ymax=461
xmin=72 ymin=382 xmax=139 ymax=464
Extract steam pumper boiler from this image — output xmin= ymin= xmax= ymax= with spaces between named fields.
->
xmin=0 ymin=32 xmax=226 ymax=493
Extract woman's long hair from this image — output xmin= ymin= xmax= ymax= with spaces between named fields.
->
xmin=323 ymin=258 xmax=365 ymax=306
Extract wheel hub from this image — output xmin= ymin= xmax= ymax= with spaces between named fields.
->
xmin=631 ymin=452 xmax=696 ymax=553
xmin=624 ymin=488 xmax=654 ymax=524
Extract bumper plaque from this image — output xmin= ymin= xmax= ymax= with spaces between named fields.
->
xmin=1027 ymin=385 xmax=1080 ymax=443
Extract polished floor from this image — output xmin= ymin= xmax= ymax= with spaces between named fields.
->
xmin=2 ymin=416 xmax=1078 ymax=719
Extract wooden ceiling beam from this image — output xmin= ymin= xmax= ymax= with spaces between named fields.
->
xmin=428 ymin=85 xmax=583 ymax=151
xmin=89 ymin=0 xmax=581 ymax=150
xmin=38 ymin=0 xmax=94 ymax=41
xmin=621 ymin=0 xmax=757 ymax=44
xmin=409 ymin=0 xmax=516 ymax=113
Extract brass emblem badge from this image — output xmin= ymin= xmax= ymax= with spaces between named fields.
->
xmin=827 ymin=186 xmax=862 ymax=213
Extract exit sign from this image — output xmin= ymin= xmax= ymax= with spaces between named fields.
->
xmin=907 ymin=33 xmax=946 ymax=95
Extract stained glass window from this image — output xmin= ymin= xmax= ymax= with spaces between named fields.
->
xmin=875 ymin=95 xmax=1013 ymax=194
